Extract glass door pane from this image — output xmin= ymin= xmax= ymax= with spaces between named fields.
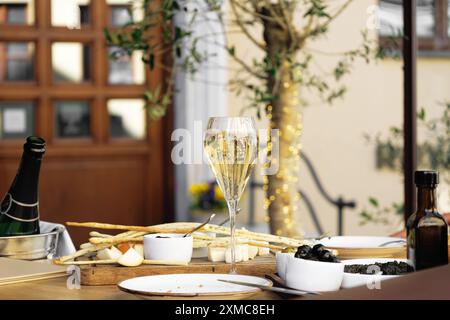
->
xmin=52 ymin=42 xmax=91 ymax=83
xmin=0 ymin=42 xmax=35 ymax=82
xmin=0 ymin=0 xmax=35 ymax=25
xmin=54 ymin=101 xmax=91 ymax=138
xmin=379 ymin=0 xmax=435 ymax=37
xmin=51 ymin=0 xmax=90 ymax=28
xmin=0 ymin=101 xmax=34 ymax=139
xmin=107 ymin=99 xmax=146 ymax=140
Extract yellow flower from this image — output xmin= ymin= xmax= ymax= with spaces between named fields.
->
xmin=189 ymin=183 xmax=209 ymax=196
xmin=214 ymin=185 xmax=225 ymax=201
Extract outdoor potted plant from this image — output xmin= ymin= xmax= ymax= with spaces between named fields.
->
xmin=189 ymin=181 xmax=228 ymax=221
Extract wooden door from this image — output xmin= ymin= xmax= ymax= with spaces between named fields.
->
xmin=0 ymin=0 xmax=174 ymax=245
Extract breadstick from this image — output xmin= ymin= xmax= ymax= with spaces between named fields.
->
xmin=56 ymin=244 xmax=110 ymax=263
xmin=79 ymin=243 xmax=96 ymax=249
xmin=89 ymin=236 xmax=144 ymax=245
xmin=193 ymin=238 xmax=284 ymax=251
xmin=203 ymin=225 xmax=305 ymax=247
xmin=89 ymin=231 xmax=113 ymax=238
xmin=142 ymin=260 xmax=189 ymax=266
xmin=67 ymin=221 xmax=196 ymax=234
xmin=67 ymin=221 xmax=308 ymax=248
xmin=54 ymin=259 xmax=117 ymax=265
xmin=55 ymin=259 xmax=188 ymax=267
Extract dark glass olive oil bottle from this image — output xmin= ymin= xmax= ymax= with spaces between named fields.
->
xmin=407 ymin=171 xmax=448 ymax=270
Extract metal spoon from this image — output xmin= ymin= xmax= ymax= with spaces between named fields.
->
xmin=217 ymin=279 xmax=320 ymax=296
xmin=378 ymin=239 xmax=406 ymax=247
xmin=184 ymin=213 xmax=216 ymax=237
xmin=218 ymin=208 xmax=242 ymax=226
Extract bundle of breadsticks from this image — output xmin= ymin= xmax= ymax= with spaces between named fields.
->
xmin=54 ymin=221 xmax=310 ymax=267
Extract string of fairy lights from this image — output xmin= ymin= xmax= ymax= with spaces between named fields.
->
xmin=263 ymin=67 xmax=303 ymax=237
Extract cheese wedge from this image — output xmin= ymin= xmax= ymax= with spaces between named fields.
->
xmin=248 ymin=246 xmax=258 ymax=259
xmin=133 ymin=244 xmax=144 ymax=258
xmin=257 ymin=241 xmax=270 ymax=255
xmin=207 ymin=247 xmax=226 ymax=262
xmin=110 ymin=246 xmax=123 ymax=256
xmin=240 ymin=244 xmax=249 ymax=262
xmin=117 ymin=247 xmax=144 ymax=267
xmin=97 ymin=247 xmax=122 ymax=260
xmin=225 ymin=246 xmax=242 ymax=264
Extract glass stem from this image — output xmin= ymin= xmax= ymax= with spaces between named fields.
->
xmin=227 ymin=199 xmax=238 ymax=274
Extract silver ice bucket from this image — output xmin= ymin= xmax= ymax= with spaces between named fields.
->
xmin=0 ymin=226 xmax=63 ymax=260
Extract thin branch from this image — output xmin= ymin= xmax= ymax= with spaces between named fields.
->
xmin=231 ymin=0 xmax=280 ymax=23
xmin=308 ymin=0 xmax=354 ymax=37
xmin=297 ymin=15 xmax=314 ymax=48
xmin=229 ymin=0 xmax=265 ymax=50
xmin=214 ymin=8 xmax=267 ymax=80
xmin=221 ymin=44 xmax=267 ymax=80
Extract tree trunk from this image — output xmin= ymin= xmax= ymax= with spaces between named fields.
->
xmin=266 ymin=61 xmax=302 ymax=237
xmin=262 ymin=6 xmax=302 ymax=238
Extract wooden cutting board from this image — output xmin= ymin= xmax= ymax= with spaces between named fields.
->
xmin=81 ymin=255 xmax=276 ymax=286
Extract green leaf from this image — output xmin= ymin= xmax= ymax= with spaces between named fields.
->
xmin=131 ymin=28 xmax=143 ymax=42
xmin=368 ymin=197 xmax=379 ymax=208
xmin=417 ymin=108 xmax=426 ymax=121
xmin=227 ymin=46 xmax=235 ymax=56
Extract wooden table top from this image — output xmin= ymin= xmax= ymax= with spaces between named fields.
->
xmin=0 ymin=276 xmax=281 ymax=300
xmin=2 ymin=263 xmax=450 ymax=300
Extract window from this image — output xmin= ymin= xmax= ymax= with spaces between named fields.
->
xmin=110 ymin=5 xmax=132 ymax=27
xmin=0 ymin=101 xmax=34 ymax=139
xmin=51 ymin=0 xmax=90 ymax=28
xmin=0 ymin=42 xmax=35 ymax=82
xmin=54 ymin=101 xmax=90 ymax=138
xmin=108 ymin=47 xmax=145 ymax=85
xmin=108 ymin=99 xmax=146 ymax=140
xmin=52 ymin=42 xmax=91 ymax=83
xmin=379 ymin=0 xmax=450 ymax=51
xmin=0 ymin=1 xmax=149 ymax=142
xmin=0 ymin=1 xmax=34 ymax=25
xmin=107 ymin=0 xmax=144 ymax=28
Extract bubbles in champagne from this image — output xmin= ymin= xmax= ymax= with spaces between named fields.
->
xmin=204 ymin=131 xmax=258 ymax=202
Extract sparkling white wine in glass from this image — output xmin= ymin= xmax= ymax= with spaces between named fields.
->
xmin=204 ymin=117 xmax=258 ymax=274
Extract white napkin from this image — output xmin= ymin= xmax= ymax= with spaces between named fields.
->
xmin=40 ymin=221 xmax=76 ymax=257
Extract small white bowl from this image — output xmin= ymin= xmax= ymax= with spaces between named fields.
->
xmin=143 ymin=234 xmax=193 ymax=263
xmin=341 ymin=258 xmax=411 ymax=289
xmin=275 ymin=252 xmax=294 ymax=281
xmin=285 ymin=255 xmax=344 ymax=292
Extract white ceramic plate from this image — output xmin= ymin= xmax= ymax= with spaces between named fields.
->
xmin=118 ymin=273 xmax=272 ymax=297
xmin=341 ymin=258 xmax=411 ymax=289
xmin=319 ymin=236 xmax=405 ymax=249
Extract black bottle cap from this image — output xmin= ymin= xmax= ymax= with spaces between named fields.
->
xmin=414 ymin=170 xmax=439 ymax=186
xmin=24 ymin=136 xmax=46 ymax=153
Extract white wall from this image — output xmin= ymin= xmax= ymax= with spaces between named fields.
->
xmin=227 ymin=0 xmax=450 ymax=236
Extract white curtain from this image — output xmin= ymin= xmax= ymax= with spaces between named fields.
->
xmin=173 ymin=1 xmax=228 ymax=221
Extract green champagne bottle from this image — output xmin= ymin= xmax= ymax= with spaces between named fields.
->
xmin=0 ymin=136 xmax=45 ymax=237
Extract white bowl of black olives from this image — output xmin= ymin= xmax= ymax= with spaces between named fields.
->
xmin=341 ymin=258 xmax=413 ymax=289
xmin=276 ymin=252 xmax=295 ymax=281
xmin=285 ymin=244 xmax=344 ymax=292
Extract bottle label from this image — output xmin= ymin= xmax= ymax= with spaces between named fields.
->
xmin=0 ymin=193 xmax=39 ymax=222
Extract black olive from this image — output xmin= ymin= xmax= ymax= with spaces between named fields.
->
xmin=318 ymin=251 xmax=333 ymax=262
xmin=294 ymin=244 xmax=340 ymax=263
xmin=295 ymin=245 xmax=311 ymax=259
xmin=311 ymin=244 xmax=327 ymax=254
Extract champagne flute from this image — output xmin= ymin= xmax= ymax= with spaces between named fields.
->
xmin=204 ymin=117 xmax=258 ymax=274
